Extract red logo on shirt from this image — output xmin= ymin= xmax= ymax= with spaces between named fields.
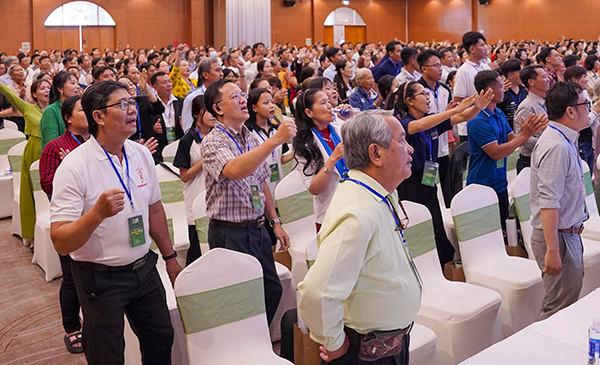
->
xmin=136 ymin=165 xmax=147 ymax=188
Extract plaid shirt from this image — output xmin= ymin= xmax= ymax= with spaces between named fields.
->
xmin=544 ymin=67 xmax=558 ymax=89
xmin=201 ymin=121 xmax=270 ymax=222
xmin=39 ymin=131 xmax=86 ymax=196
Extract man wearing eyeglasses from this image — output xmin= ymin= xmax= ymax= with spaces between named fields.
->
xmin=200 ymin=79 xmax=297 ymax=325
xmin=298 ymin=110 xmax=421 ymax=365
xmin=50 ymin=81 xmax=182 ymax=364
xmin=530 ymin=81 xmax=591 ymax=320
xmin=151 ymin=71 xmax=184 ymax=162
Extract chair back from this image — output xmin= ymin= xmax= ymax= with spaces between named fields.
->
xmin=192 ymin=191 xmax=209 ymax=245
xmin=506 ymin=148 xmax=520 ymax=190
xmin=0 ymin=129 xmax=26 ymax=174
xmin=29 ymin=160 xmax=49 ymax=214
xmin=162 ymin=140 xmax=180 ymax=163
xmin=150 ymin=203 xmax=174 ymax=251
xmin=402 ymin=200 xmax=445 ymax=286
xmin=510 ymin=168 xmax=534 ymax=258
xmin=583 ymin=161 xmax=599 ymax=217
xmin=174 ymin=248 xmax=274 ymax=362
xmin=156 ymin=162 xmax=188 ymax=248
xmin=3 ymin=120 xmax=18 ymax=130
xmin=451 ymin=184 xmax=506 ymax=269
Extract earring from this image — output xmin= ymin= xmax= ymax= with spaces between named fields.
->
xmin=60 ymin=90 xmax=63 ymax=96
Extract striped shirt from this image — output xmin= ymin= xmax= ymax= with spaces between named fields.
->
xmin=201 ymin=121 xmax=270 ymax=222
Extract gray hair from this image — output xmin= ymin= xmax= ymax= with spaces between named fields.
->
xmin=354 ymin=68 xmax=372 ymax=85
xmin=7 ymin=64 xmax=21 ymax=75
xmin=341 ymin=109 xmax=394 ymax=170
xmin=4 ymin=56 xmax=17 ymax=68
xmin=198 ymin=57 xmax=220 ymax=84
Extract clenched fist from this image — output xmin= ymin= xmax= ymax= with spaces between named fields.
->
xmin=273 ymin=119 xmax=297 ymax=144
xmin=95 ymin=188 xmax=126 ymax=218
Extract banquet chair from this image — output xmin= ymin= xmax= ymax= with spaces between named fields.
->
xmin=582 ymin=161 xmax=600 ymax=242
xmin=3 ymin=120 xmax=19 ymax=130
xmin=7 ymin=140 xmax=26 ymax=238
xmin=30 ymin=160 xmax=62 ymax=281
xmin=403 ymin=200 xmax=503 ymax=365
xmin=451 ymin=184 xmax=544 ymax=337
xmin=162 ymin=140 xmax=179 ymax=163
xmin=156 ymin=162 xmax=189 ymax=253
xmin=174 ymin=248 xmax=293 ymax=365
xmin=274 ymin=170 xmax=316 ymax=288
xmin=513 ymin=167 xmax=600 ymax=298
xmin=0 ymin=128 xmax=25 ymax=218
xmin=191 ymin=191 xmax=210 ymax=257
xmin=505 ymin=148 xmax=520 ymax=197
xmin=438 ymin=183 xmax=459 ymax=259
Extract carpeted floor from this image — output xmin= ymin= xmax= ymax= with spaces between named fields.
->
xmin=0 ymin=217 xmax=86 ymax=365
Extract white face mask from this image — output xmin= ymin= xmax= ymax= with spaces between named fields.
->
xmin=209 ymin=51 xmax=218 ymax=58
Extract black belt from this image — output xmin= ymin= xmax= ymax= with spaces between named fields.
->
xmin=558 ymin=226 xmax=584 ymax=235
xmin=210 ymin=216 xmax=265 ymax=228
xmin=519 ymin=153 xmax=531 ymax=160
xmin=344 ymin=322 xmax=413 ymax=343
xmin=73 ymin=253 xmax=149 ymax=272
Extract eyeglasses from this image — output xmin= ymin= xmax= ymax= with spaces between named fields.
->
xmin=412 ymin=91 xmax=429 ymax=98
xmin=389 ymin=197 xmax=410 ymax=231
xmin=424 ymin=63 xmax=442 ymax=68
xmin=215 ymin=92 xmax=247 ymax=105
xmin=102 ymin=99 xmax=137 ymax=110
xmin=569 ymin=100 xmax=592 ymax=112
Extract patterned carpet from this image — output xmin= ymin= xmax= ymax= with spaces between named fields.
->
xmin=0 ymin=217 xmax=86 ymax=365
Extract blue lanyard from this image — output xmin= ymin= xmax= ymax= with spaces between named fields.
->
xmin=253 ymin=124 xmax=275 ymax=158
xmin=427 ymin=83 xmax=440 ymax=112
xmin=389 ymin=59 xmax=400 ymax=75
xmin=217 ymin=126 xmax=249 ymax=154
xmin=363 ymin=88 xmax=374 ymax=105
xmin=420 ymin=131 xmax=433 ymax=161
xmin=136 ymin=103 xmax=141 ymax=140
xmin=508 ymin=89 xmax=522 ymax=105
xmin=548 ymin=125 xmax=583 ymax=177
xmin=194 ymin=127 xmax=204 ymax=143
xmin=343 ymin=178 xmax=402 ymax=229
xmin=312 ymin=125 xmax=349 ymax=177
xmin=541 ymin=103 xmax=547 ymax=113
xmin=470 ymin=62 xmax=482 ymax=72
xmin=69 ymin=132 xmax=82 ymax=145
xmin=97 ymin=140 xmax=133 ymax=209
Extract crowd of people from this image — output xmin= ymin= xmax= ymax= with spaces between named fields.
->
xmin=0 ymin=30 xmax=597 ymax=364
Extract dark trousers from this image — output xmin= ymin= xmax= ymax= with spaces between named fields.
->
xmin=516 ymin=154 xmax=531 ymax=175
xmin=59 ymin=254 xmax=81 ymax=334
xmin=208 ymin=223 xmax=282 ymax=325
xmin=578 ymin=141 xmax=595 ymax=173
xmin=397 ymin=172 xmax=455 ymax=266
xmin=322 ymin=327 xmax=410 ymax=365
xmin=71 ymin=251 xmax=173 ymax=365
xmin=437 ymin=155 xmax=451 ymax=208
xmin=458 ymin=135 xmax=468 ymax=145
xmin=186 ymin=224 xmax=201 ymax=266
xmin=497 ymin=190 xmax=509 ymax=230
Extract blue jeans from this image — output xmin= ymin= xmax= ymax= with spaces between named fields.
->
xmin=578 ymin=141 xmax=595 ymax=172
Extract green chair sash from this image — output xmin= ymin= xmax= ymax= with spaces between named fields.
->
xmin=453 ymin=203 xmax=501 ymax=242
xmin=195 ymin=216 xmax=210 ymax=243
xmin=177 ymin=277 xmax=265 ymax=334
xmin=163 ymin=156 xmax=175 ymax=163
xmin=507 ymin=149 xmax=519 ymax=171
xmin=160 ymin=180 xmax=184 ymax=204
xmin=403 ymin=219 xmax=436 ymax=258
xmin=306 ymin=259 xmax=315 ymax=269
xmin=8 ymin=155 xmax=22 ymax=172
xmin=282 ymin=160 xmax=293 ymax=178
xmin=150 ymin=218 xmax=174 ymax=250
xmin=30 ymin=167 xmax=41 ymax=192
xmin=584 ymin=170 xmax=593 ymax=197
xmin=513 ymin=193 xmax=531 ymax=222
xmin=0 ymin=137 xmax=26 ymax=155
xmin=277 ymin=190 xmax=314 ymax=224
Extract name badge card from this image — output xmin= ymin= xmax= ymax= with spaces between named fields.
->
xmin=422 ymin=161 xmax=439 ymax=187
xmin=270 ymin=163 xmax=280 ymax=182
xmin=128 ymin=211 xmax=146 ymax=247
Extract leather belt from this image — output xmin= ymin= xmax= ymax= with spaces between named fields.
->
xmin=210 ymin=216 xmax=266 ymax=228
xmin=74 ymin=253 xmax=149 ymax=272
xmin=558 ymin=226 xmax=584 ymax=235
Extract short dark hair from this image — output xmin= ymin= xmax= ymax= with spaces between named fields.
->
xmin=81 ymin=81 xmax=128 ymax=136
xmin=150 ymin=71 xmax=168 ymax=86
xmin=147 ymin=53 xmax=159 ymax=62
xmin=39 ymin=55 xmax=50 ymax=63
xmin=306 ymin=76 xmax=333 ymax=91
xmin=519 ymin=65 xmax=544 ymax=90
xmin=416 ymin=49 xmax=440 ymax=70
xmin=250 ymin=77 xmax=268 ymax=90
xmin=61 ymin=95 xmax=82 ymax=129
xmin=439 ymin=48 xmax=452 ymax=60
xmin=139 ymin=62 xmax=154 ymax=72
xmin=500 ymin=59 xmax=522 ymax=77
xmin=267 ymin=76 xmax=282 ymax=89
xmin=204 ymin=79 xmax=235 ymax=119
xmin=545 ymin=81 xmax=583 ymax=121
xmin=538 ymin=47 xmax=556 ymax=65
xmin=325 ymin=47 xmax=340 ymax=62
xmin=191 ymin=95 xmax=207 ymax=125
xmin=401 ymin=47 xmax=418 ymax=65
xmin=62 ymin=56 xmax=74 ymax=66
xmin=462 ymin=31 xmax=486 ymax=54
xmin=562 ymin=54 xmax=581 ymax=68
xmin=93 ymin=66 xmax=115 ymax=81
xmin=474 ymin=70 xmax=500 ymax=93
xmin=77 ymin=54 xmax=89 ymax=64
xmin=446 ymin=70 xmax=457 ymax=86
xmin=50 ymin=71 xmax=79 ymax=104
xmin=564 ymin=65 xmax=587 ymax=82
xmin=386 ymin=41 xmax=402 ymax=55
xmin=584 ymin=54 xmax=599 ymax=71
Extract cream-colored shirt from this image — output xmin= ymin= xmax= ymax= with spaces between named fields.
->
xmin=298 ymin=170 xmax=422 ymax=351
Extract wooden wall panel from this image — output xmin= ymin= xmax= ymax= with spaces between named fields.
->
xmin=0 ymin=0 xmax=33 ymax=53
xmin=408 ymin=0 xmax=472 ymax=43
xmin=271 ymin=0 xmax=314 ymax=47
xmin=345 ymin=26 xmax=366 ymax=45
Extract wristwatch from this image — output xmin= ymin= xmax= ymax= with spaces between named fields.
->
xmin=322 ymin=166 xmax=335 ymax=174
xmin=270 ymin=217 xmax=283 ymax=227
xmin=162 ymin=251 xmax=178 ymax=261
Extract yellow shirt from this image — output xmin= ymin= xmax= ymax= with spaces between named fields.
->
xmin=170 ymin=65 xmax=198 ymax=99
xmin=298 ymin=170 xmax=422 ymax=351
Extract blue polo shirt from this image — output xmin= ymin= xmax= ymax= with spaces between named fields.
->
xmin=399 ymin=113 xmax=451 ymax=173
xmin=372 ymin=55 xmax=403 ymax=83
xmin=466 ymin=107 xmax=513 ymax=193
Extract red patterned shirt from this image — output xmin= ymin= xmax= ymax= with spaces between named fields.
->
xmin=39 ymin=131 xmax=86 ymax=196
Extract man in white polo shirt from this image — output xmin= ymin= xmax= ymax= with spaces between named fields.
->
xmin=50 ymin=81 xmax=182 ymax=365
xmin=453 ymin=31 xmax=491 ymax=144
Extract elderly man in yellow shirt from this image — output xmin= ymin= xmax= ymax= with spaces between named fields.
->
xmin=298 ymin=109 xmax=422 ymax=365
xmin=170 ymin=43 xmax=198 ymax=99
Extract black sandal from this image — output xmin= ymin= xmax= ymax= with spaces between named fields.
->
xmin=64 ymin=332 xmax=84 ymax=353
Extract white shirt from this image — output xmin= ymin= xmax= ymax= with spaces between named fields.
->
xmin=441 ymin=64 xmax=457 ymax=83
xmin=395 ymin=68 xmax=421 ymax=85
xmin=323 ymin=64 xmax=336 ymax=82
xmin=453 ymin=59 xmax=491 ymax=136
xmin=250 ymin=125 xmax=283 ymax=203
xmin=160 ymin=94 xmax=178 ymax=130
xmin=179 ymin=133 xmax=205 ymax=225
xmin=50 ymin=137 xmax=161 ymax=266
xmin=181 ymin=85 xmax=207 ymax=134
xmin=424 ymin=82 xmax=452 ymax=157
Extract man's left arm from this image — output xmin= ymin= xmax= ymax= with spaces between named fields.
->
xmin=263 ymin=181 xmax=289 ymax=250
xmin=148 ymin=200 xmax=182 ymax=285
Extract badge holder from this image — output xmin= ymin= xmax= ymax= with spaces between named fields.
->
xmin=167 ymin=127 xmax=176 ymax=141
xmin=422 ymin=160 xmax=439 ymax=187
xmin=496 ymin=158 xmax=505 ymax=169
xmin=128 ymin=208 xmax=146 ymax=247
xmin=270 ymin=163 xmax=280 ymax=182
xmin=249 ymin=176 xmax=264 ymax=210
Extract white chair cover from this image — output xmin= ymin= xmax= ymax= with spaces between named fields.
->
xmin=162 ymin=140 xmax=180 ymax=163
xmin=174 ymin=248 xmax=292 ymax=364
xmin=29 ymin=160 xmax=62 ymax=281
xmin=0 ymin=128 xmax=25 ymax=218
xmin=409 ymin=323 xmax=442 ymax=365
xmin=7 ymin=140 xmax=26 ymax=238
xmin=437 ymin=183 xmax=459 ymax=259
xmin=403 ymin=200 xmax=503 ymax=365
xmin=451 ymin=184 xmax=544 ymax=337
xmin=156 ymin=162 xmax=189 ymax=252
xmin=582 ymin=161 xmax=600 ymax=241
xmin=274 ymin=170 xmax=317 ymax=288
xmin=3 ymin=120 xmax=19 ymax=130
xmin=191 ymin=191 xmax=210 ymax=256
